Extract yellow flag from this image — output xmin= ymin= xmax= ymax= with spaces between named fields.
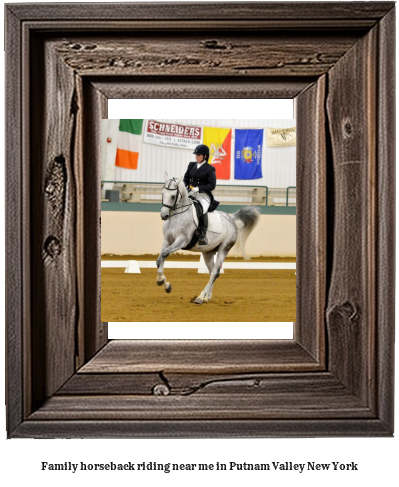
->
xmin=203 ymin=127 xmax=232 ymax=179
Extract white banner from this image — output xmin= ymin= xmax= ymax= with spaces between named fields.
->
xmin=143 ymin=119 xmax=203 ymax=150
xmin=266 ymin=126 xmax=296 ymax=147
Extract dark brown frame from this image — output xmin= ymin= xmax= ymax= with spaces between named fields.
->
xmin=5 ymin=2 xmax=395 ymax=438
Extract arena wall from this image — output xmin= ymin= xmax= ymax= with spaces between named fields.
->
xmin=101 ymin=211 xmax=296 ymax=258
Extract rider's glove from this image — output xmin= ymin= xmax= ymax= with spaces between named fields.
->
xmin=192 ymin=186 xmax=199 ymax=193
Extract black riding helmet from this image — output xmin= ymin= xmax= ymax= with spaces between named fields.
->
xmin=193 ymin=144 xmax=210 ymax=161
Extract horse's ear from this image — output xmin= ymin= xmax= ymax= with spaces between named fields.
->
xmin=176 ymin=176 xmax=183 ymax=186
xmin=164 ymin=172 xmax=169 ymax=183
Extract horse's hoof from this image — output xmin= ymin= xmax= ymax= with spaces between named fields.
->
xmin=203 ymin=297 xmax=209 ymax=303
xmin=157 ymin=279 xmax=165 ymax=286
xmin=194 ymin=297 xmax=203 ymax=305
xmin=165 ymin=284 xmax=172 ymax=293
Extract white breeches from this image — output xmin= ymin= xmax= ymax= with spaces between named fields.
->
xmin=193 ymin=193 xmax=210 ymax=214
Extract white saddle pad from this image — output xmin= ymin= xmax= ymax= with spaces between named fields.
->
xmin=192 ymin=207 xmax=223 ymax=234
xmin=208 ymin=211 xmax=223 ymax=233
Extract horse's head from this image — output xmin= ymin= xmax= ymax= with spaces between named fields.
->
xmin=160 ymin=173 xmax=186 ymax=220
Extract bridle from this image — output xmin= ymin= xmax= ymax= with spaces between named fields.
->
xmin=162 ymin=178 xmax=192 ymax=217
xmin=162 ymin=178 xmax=181 ymax=211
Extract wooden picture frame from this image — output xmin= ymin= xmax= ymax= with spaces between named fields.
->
xmin=5 ymin=2 xmax=395 ymax=438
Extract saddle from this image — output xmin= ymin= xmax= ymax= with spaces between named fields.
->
xmin=182 ymin=196 xmax=204 ymax=250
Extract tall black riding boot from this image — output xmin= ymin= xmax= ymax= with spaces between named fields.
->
xmin=199 ymin=213 xmax=208 ymax=245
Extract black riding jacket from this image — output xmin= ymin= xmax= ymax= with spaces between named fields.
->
xmin=183 ymin=161 xmax=219 ymax=212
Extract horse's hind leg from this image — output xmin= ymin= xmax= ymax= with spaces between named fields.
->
xmin=202 ymin=250 xmax=216 ymax=274
xmin=194 ymin=248 xmax=227 ymax=304
xmin=199 ymin=250 xmax=216 ymax=303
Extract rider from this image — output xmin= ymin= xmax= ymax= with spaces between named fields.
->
xmin=183 ymin=144 xmax=219 ymax=245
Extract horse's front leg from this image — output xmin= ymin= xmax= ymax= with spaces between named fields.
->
xmin=156 ymin=239 xmax=171 ymax=292
xmin=156 ymin=236 xmax=188 ymax=294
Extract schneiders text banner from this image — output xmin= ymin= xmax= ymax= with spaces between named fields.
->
xmin=41 ymin=461 xmax=359 ymax=474
xmin=144 ymin=119 xmax=203 ymax=150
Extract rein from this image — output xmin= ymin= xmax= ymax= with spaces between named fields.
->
xmin=170 ymin=203 xmax=193 ymax=217
xmin=162 ymin=178 xmax=193 ymax=217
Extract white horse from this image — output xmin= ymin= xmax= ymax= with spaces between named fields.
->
xmin=156 ymin=173 xmax=260 ymax=304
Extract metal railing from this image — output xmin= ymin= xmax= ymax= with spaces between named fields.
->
xmin=101 ymin=181 xmax=296 ymax=206
xmin=286 ymin=186 xmax=296 ymax=206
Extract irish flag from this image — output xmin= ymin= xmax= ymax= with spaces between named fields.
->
xmin=203 ymin=127 xmax=232 ymax=179
xmin=115 ymin=119 xmax=143 ymax=170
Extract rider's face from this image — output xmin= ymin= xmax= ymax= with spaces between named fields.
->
xmin=195 ymin=154 xmax=204 ymax=163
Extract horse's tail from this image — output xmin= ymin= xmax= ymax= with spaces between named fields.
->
xmin=231 ymin=206 xmax=260 ymax=260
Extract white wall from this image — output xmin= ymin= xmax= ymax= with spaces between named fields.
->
xmin=101 ymin=119 xmax=296 ymax=188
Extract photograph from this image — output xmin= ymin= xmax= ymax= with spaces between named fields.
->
xmin=3 ymin=0 xmax=396 ymax=465
xmin=101 ymin=116 xmax=296 ymax=324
